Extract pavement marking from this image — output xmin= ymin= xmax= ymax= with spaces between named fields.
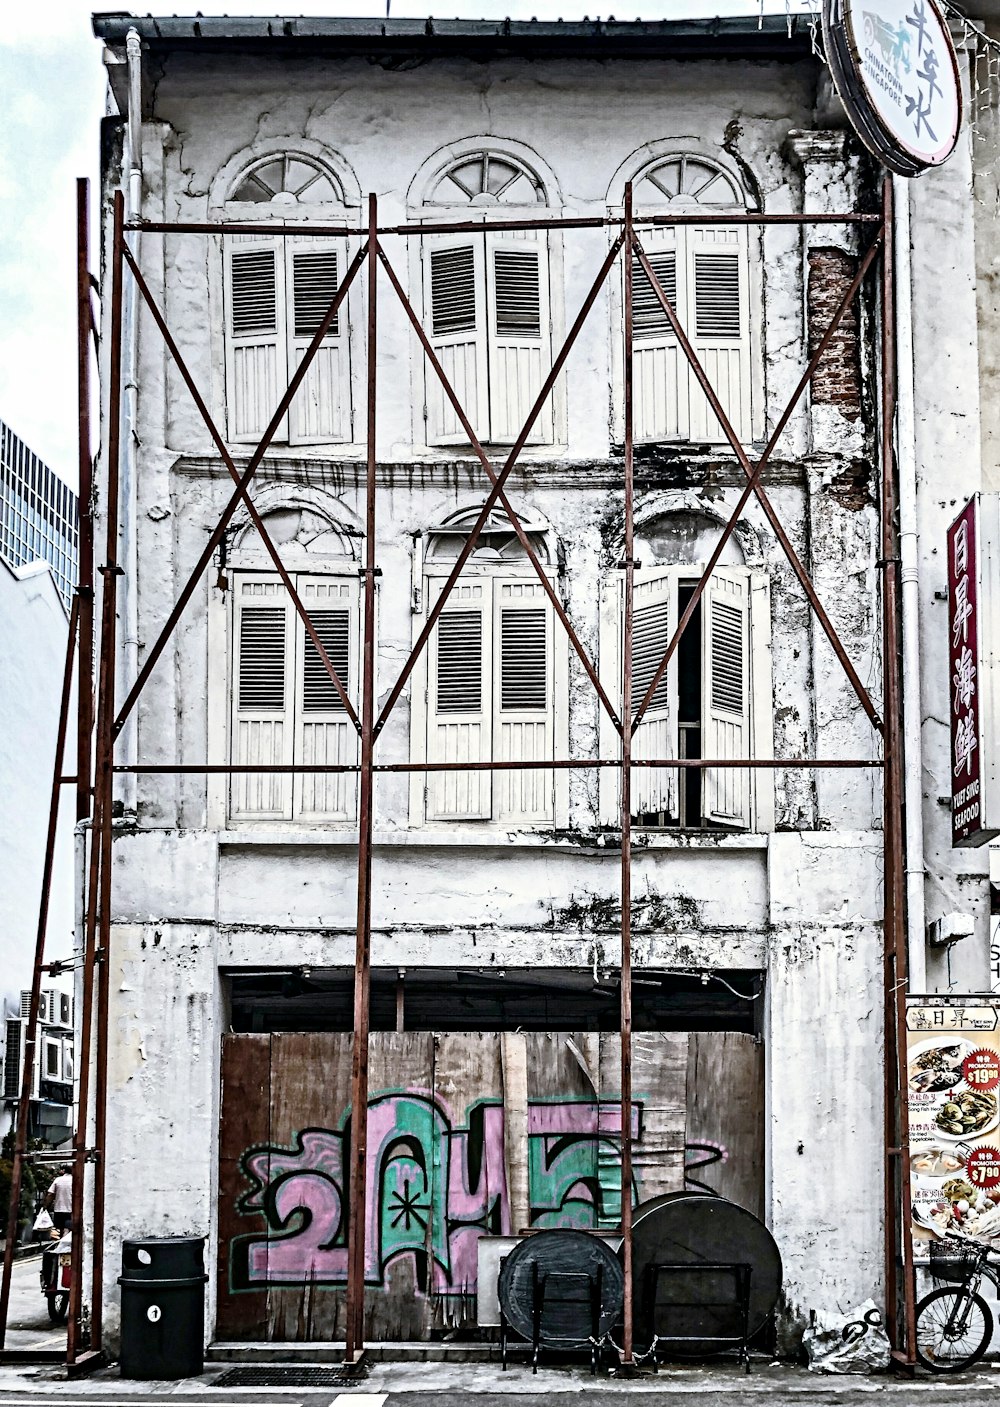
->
xmin=331 ymin=1397 xmax=387 ymax=1407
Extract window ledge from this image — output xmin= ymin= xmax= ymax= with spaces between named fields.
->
xmin=217 ymin=826 xmax=770 ymax=853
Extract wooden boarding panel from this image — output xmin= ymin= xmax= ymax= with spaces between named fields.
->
xmin=686 ymin=1030 xmax=765 ymax=1217
xmin=216 ymin=1032 xmax=270 ymax=1341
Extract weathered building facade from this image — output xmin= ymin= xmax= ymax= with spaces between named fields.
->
xmin=86 ymin=12 xmax=992 ymax=1356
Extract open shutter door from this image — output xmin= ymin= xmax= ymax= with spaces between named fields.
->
xmin=226 ymin=237 xmax=286 ymax=444
xmin=702 ymin=567 xmax=751 ymax=826
xmin=287 ymin=239 xmax=352 ymax=444
xmin=631 ymin=570 xmax=678 ymax=821
xmin=631 ymin=232 xmax=685 ymax=442
xmin=686 ymin=227 xmax=751 ymax=444
xmin=487 ymin=236 xmax=552 ymax=444
xmin=231 ymin=576 xmax=295 ymax=819
xmin=495 ymin=582 xmax=553 ymax=823
xmin=293 ymin=575 xmax=359 ymax=821
xmin=427 ymin=585 xmax=492 ymax=818
xmin=425 ymin=240 xmax=490 ymax=445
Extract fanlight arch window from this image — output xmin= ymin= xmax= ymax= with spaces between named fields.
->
xmin=230 ymin=154 xmax=345 ymax=206
xmin=420 ymin=150 xmax=554 ymax=447
xmin=627 ymin=155 xmax=754 ymax=445
xmin=223 ymin=152 xmax=353 ymax=448
xmin=414 ymin=506 xmax=566 ymax=827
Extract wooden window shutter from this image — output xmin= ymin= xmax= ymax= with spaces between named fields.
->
xmin=231 ymin=577 xmax=294 ymax=820
xmin=294 ymin=576 xmax=359 ymax=821
xmin=629 ymin=570 xmax=678 ymax=821
xmin=427 ymin=590 xmax=492 ymax=819
xmin=425 ymin=241 xmax=489 ymax=445
xmin=487 ymin=235 xmax=552 ymax=445
xmin=701 ymin=567 xmax=751 ymax=827
xmin=686 ymin=228 xmax=752 ymax=443
xmin=226 ymin=240 xmax=286 ymax=444
xmin=496 ymin=586 xmax=553 ymax=822
xmin=287 ymin=240 xmax=351 ymax=445
xmin=631 ymin=232 xmax=685 ymax=442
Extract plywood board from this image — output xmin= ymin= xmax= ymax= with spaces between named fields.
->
xmin=216 ymin=1032 xmax=270 ymax=1341
xmin=686 ymin=1031 xmax=765 ymax=1217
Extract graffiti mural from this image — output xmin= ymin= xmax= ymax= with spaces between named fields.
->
xmin=229 ymin=1091 xmax=642 ymax=1296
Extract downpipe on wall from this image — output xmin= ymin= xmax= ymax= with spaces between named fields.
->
xmin=892 ymin=174 xmax=927 ymax=995
xmin=119 ymin=26 xmax=142 ymax=817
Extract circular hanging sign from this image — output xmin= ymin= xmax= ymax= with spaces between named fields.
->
xmin=822 ymin=0 xmax=962 ymax=176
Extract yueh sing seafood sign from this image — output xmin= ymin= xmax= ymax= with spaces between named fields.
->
xmin=947 ymin=497 xmax=1000 ymax=847
xmin=907 ymin=1005 xmax=1000 ymax=1253
xmin=822 ymin=0 xmax=961 ymax=175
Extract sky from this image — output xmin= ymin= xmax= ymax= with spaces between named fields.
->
xmin=0 ymin=0 xmax=804 ymax=490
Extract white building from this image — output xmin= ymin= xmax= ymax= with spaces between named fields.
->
xmin=87 ymin=11 xmax=994 ymax=1357
xmin=0 ymin=419 xmax=78 ymax=1147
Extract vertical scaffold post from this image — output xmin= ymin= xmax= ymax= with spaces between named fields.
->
xmin=76 ymin=177 xmax=95 ymax=825
xmin=620 ymin=181 xmax=636 ymax=1369
xmin=346 ymin=194 xmax=378 ymax=1364
xmin=68 ymin=188 xmax=126 ymax=1363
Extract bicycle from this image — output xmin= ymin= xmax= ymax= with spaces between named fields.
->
xmin=915 ymin=1234 xmax=1000 ymax=1372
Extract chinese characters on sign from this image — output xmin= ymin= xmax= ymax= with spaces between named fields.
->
xmin=947 ymin=499 xmax=999 ymax=847
xmin=823 ymin=0 xmax=961 ymax=176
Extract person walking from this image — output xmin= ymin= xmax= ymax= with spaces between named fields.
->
xmin=45 ymin=1164 xmax=73 ymax=1233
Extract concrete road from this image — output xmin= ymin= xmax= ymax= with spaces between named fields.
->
xmin=2 ymin=1253 xmax=65 ymax=1356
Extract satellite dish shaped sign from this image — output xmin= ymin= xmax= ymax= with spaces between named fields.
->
xmin=823 ymin=0 xmax=962 ymax=175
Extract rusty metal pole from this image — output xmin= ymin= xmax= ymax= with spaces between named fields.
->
xmin=0 ymin=596 xmax=79 ymax=1353
xmin=345 ymin=196 xmax=378 ymax=1365
xmin=619 ymin=183 xmax=636 ymax=1369
xmin=67 ymin=189 xmax=125 ymax=1363
xmin=76 ymin=178 xmax=95 ymax=824
xmin=878 ymin=176 xmax=915 ymax=1365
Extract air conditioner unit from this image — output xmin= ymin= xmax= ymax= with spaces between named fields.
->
xmin=3 ymin=1018 xmax=40 ymax=1102
xmin=59 ymin=993 xmax=72 ymax=1027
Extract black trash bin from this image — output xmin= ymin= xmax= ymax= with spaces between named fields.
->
xmin=118 ymin=1236 xmax=207 ymax=1379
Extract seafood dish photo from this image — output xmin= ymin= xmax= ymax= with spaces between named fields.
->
xmin=910 ymin=1146 xmax=966 ymax=1178
xmin=909 ymin=1043 xmax=968 ymax=1093
xmin=934 ymin=1088 xmax=998 ymax=1138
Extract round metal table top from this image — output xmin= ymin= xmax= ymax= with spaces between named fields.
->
xmin=497 ymin=1229 xmax=625 ymax=1347
xmin=622 ymin=1193 xmax=782 ymax=1344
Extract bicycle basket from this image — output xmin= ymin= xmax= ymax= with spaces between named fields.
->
xmin=929 ymin=1237 xmax=981 ymax=1283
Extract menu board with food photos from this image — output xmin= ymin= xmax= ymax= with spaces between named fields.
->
xmin=907 ymin=1003 xmax=1000 ymax=1255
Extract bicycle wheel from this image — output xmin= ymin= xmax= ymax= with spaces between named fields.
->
xmin=915 ymin=1286 xmax=993 ymax=1373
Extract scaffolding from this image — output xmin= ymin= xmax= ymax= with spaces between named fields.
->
xmin=0 ymin=172 xmax=916 ymax=1370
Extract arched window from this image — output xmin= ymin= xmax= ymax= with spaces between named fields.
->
xmin=599 ymin=509 xmax=772 ymax=832
xmin=413 ymin=506 xmax=567 ymax=826
xmin=222 ymin=151 xmax=353 ymax=447
xmin=218 ymin=495 xmax=361 ymax=825
xmin=419 ymin=148 xmax=555 ymax=447
xmin=627 ymin=155 xmax=754 ymax=445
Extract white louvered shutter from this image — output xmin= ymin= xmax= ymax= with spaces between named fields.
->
xmin=293 ymin=575 xmax=359 ymax=822
xmin=225 ymin=237 xmax=288 ymax=444
xmin=231 ymin=575 xmax=294 ymax=819
xmin=487 ymin=235 xmax=552 ymax=444
xmin=494 ymin=582 xmax=553 ymax=822
xmin=425 ymin=240 xmax=490 ymax=445
xmin=630 ymin=570 xmax=679 ymax=821
xmin=631 ymin=231 xmax=686 ymax=442
xmin=427 ymin=585 xmax=492 ymax=819
xmin=686 ymin=228 xmax=751 ymax=444
xmin=286 ymin=239 xmax=352 ymax=444
xmin=702 ymin=567 xmax=751 ymax=827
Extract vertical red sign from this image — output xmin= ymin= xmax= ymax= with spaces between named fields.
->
xmin=948 ymin=499 xmax=982 ymax=845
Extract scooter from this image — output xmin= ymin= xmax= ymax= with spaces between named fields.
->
xmin=39 ymin=1231 xmax=71 ymax=1324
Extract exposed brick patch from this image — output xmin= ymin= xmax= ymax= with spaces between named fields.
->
xmin=808 ymin=247 xmax=862 ymax=418
xmin=827 ymin=458 xmax=872 ymax=511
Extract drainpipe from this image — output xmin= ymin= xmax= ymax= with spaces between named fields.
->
xmin=120 ymin=27 xmax=142 ymax=817
xmin=893 ymin=174 xmax=927 ymax=994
